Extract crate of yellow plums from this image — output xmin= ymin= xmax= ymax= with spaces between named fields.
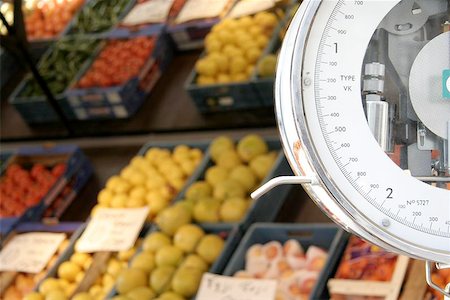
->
xmin=185 ymin=9 xmax=286 ymax=113
xmin=173 ymin=134 xmax=293 ymax=231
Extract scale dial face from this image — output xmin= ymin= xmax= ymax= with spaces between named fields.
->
xmin=276 ymin=0 xmax=450 ymax=263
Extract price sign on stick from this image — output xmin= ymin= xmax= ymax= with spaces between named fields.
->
xmin=196 ymin=273 xmax=277 ymax=300
xmin=228 ymin=0 xmax=275 ymax=19
xmin=75 ymin=207 xmax=149 ymax=253
xmin=122 ymin=0 xmax=175 ymax=25
xmin=175 ymin=0 xmax=229 ymax=24
xmin=0 ymin=233 xmax=66 ymax=273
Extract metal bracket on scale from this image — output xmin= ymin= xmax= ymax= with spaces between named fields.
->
xmin=426 ymin=261 xmax=450 ymax=298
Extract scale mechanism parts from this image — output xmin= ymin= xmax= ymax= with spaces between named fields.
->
xmin=363 ymin=62 xmax=394 ymax=153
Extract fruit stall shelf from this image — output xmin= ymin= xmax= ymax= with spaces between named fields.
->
xmin=64 ymin=31 xmax=174 ymax=121
xmin=174 ymin=138 xmax=294 ymax=232
xmin=0 ymin=145 xmax=93 ymax=238
xmin=106 ymin=223 xmax=243 ymax=299
xmin=222 ymin=223 xmax=349 ymax=300
xmin=184 ymin=13 xmax=286 ymax=113
xmin=0 ymin=222 xmax=85 ymax=298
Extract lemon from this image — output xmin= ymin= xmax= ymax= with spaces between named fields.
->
xmin=205 ymin=38 xmax=222 ymax=53
xmin=246 ymin=47 xmax=262 ymax=64
xmin=223 ymin=45 xmax=244 ymax=58
xmin=197 ymin=75 xmax=215 ymax=85
xmin=208 ymin=53 xmax=229 ymax=73
xmin=249 ymin=25 xmax=263 ymax=37
xmin=217 ymin=73 xmax=232 ymax=84
xmin=221 ymin=18 xmax=239 ymax=30
xmin=217 ymin=30 xmax=234 ymax=44
xmin=246 ymin=65 xmax=255 ymax=77
xmin=230 ymin=56 xmax=248 ymax=75
xmin=195 ymin=58 xmax=218 ymax=77
xmin=126 ymin=196 xmax=145 ymax=208
xmin=110 ymin=193 xmax=127 ymax=208
xmin=255 ymin=12 xmax=278 ymax=29
xmin=70 ymin=252 xmax=91 ymax=268
xmin=237 ymin=16 xmax=254 ymax=28
xmin=39 ymin=278 xmax=62 ymax=295
xmin=232 ymin=73 xmax=248 ymax=82
xmin=97 ymin=189 xmax=113 ymax=206
xmin=256 ymin=35 xmax=269 ymax=49
xmin=58 ymin=261 xmax=82 ymax=282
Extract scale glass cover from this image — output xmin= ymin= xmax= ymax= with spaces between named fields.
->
xmin=254 ymin=0 xmax=450 ymax=293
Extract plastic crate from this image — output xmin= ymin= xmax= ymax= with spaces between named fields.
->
xmin=184 ymin=10 xmax=286 ymax=113
xmin=174 ymin=138 xmax=293 ymax=231
xmin=8 ymin=38 xmax=100 ymax=124
xmin=106 ymin=223 xmax=243 ymax=298
xmin=65 ymin=0 xmax=135 ymax=37
xmin=223 ymin=223 xmax=349 ymax=300
xmin=185 ymin=71 xmax=263 ymax=113
xmin=0 ymin=222 xmax=84 ymax=296
xmin=64 ymin=32 xmax=173 ymax=120
xmin=37 ymin=223 xmax=152 ymax=295
xmin=0 ymin=145 xmax=92 ymax=237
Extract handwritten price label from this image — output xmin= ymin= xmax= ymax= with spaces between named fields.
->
xmin=0 ymin=233 xmax=66 ymax=273
xmin=228 ymin=0 xmax=275 ymax=18
xmin=175 ymin=0 xmax=229 ymax=24
xmin=122 ymin=0 xmax=175 ymax=25
xmin=196 ymin=273 xmax=277 ymax=300
xmin=75 ymin=207 xmax=149 ymax=253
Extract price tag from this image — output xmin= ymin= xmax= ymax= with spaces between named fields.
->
xmin=122 ymin=0 xmax=175 ymax=26
xmin=0 ymin=233 xmax=66 ymax=273
xmin=196 ymin=273 xmax=277 ymax=300
xmin=75 ymin=207 xmax=149 ymax=253
xmin=228 ymin=0 xmax=275 ymax=18
xmin=175 ymin=0 xmax=229 ymax=24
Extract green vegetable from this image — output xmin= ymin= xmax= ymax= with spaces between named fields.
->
xmin=71 ymin=0 xmax=130 ymax=34
xmin=20 ymin=38 xmax=99 ymax=97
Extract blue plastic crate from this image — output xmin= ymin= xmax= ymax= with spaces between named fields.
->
xmin=64 ymin=31 xmax=173 ymax=120
xmin=222 ymin=223 xmax=348 ymax=300
xmin=0 ymin=145 xmax=92 ymax=236
xmin=167 ymin=18 xmax=219 ymax=51
xmin=174 ymin=138 xmax=293 ymax=231
xmin=8 ymin=38 xmax=100 ymax=124
xmin=106 ymin=223 xmax=243 ymax=299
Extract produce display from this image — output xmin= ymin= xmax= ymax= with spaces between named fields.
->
xmin=2 ymin=235 xmax=70 ymax=300
xmin=24 ymin=0 xmax=85 ymax=40
xmin=111 ymin=224 xmax=226 ymax=300
xmin=0 ymin=163 xmax=66 ymax=218
xmin=232 ymin=240 xmax=328 ymax=300
xmin=177 ymin=135 xmax=277 ymax=223
xmin=75 ymin=36 xmax=156 ymax=89
xmin=425 ymin=269 xmax=450 ymax=300
xmin=69 ymin=0 xmax=131 ymax=34
xmin=91 ymin=145 xmax=204 ymax=220
xmin=19 ymin=39 xmax=99 ymax=97
xmin=70 ymin=241 xmax=142 ymax=300
xmin=29 ymin=238 xmax=141 ymax=300
xmin=334 ymin=236 xmax=397 ymax=282
xmin=195 ymin=12 xmax=280 ymax=85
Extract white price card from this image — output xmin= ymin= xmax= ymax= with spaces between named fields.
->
xmin=0 ymin=233 xmax=66 ymax=273
xmin=228 ymin=0 xmax=275 ymax=18
xmin=75 ymin=207 xmax=149 ymax=253
xmin=122 ymin=0 xmax=175 ymax=26
xmin=196 ymin=273 xmax=277 ymax=300
xmin=175 ymin=0 xmax=229 ymax=24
